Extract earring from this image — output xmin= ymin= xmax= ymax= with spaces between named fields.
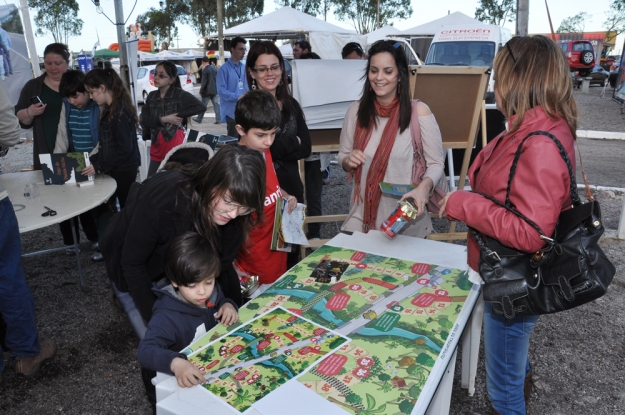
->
xmin=252 ymin=79 xmax=256 ymax=90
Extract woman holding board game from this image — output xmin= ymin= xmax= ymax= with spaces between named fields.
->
xmin=338 ymin=40 xmax=446 ymax=238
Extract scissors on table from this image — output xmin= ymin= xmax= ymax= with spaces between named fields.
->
xmin=42 ymin=206 xmax=57 ymax=217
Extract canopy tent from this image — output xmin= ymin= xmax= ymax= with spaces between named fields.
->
xmin=216 ymin=6 xmax=366 ymax=59
xmin=93 ymin=49 xmax=119 ymax=59
xmin=400 ymin=12 xmax=485 ymax=36
xmin=366 ymin=25 xmax=402 ymax=45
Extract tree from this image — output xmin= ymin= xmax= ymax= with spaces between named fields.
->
xmin=223 ymin=0 xmax=264 ymax=28
xmin=274 ymin=0 xmax=326 ymax=17
xmin=29 ymin=0 xmax=83 ymax=46
xmin=474 ymin=0 xmax=516 ymax=26
xmin=397 ymin=398 xmax=415 ymax=414
xmin=604 ymin=0 xmax=625 ymax=35
xmin=136 ymin=0 xmax=189 ymax=47
xmin=416 ymin=353 xmax=435 ymax=367
xmin=557 ymin=12 xmax=591 ymax=33
xmin=188 ymin=0 xmax=217 ymax=38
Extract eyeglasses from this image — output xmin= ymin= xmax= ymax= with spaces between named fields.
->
xmin=215 ymin=199 xmax=254 ymax=216
xmin=253 ymin=65 xmax=281 ymax=74
xmin=154 ymin=72 xmax=170 ymax=79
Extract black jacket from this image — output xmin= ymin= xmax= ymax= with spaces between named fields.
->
xmin=15 ymin=74 xmax=51 ymax=170
xmin=101 ymin=169 xmax=245 ymax=322
xmin=137 ymin=284 xmax=237 ymax=374
xmin=270 ymin=100 xmax=311 ymax=202
xmin=90 ymin=105 xmax=141 ymax=174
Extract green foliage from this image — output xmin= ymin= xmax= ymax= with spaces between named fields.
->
xmin=438 ymin=318 xmax=453 ymax=330
xmin=381 ymin=275 xmax=398 ymax=283
xmin=416 ymin=353 xmax=435 ymax=368
xmin=333 ymin=0 xmax=412 ymax=34
xmin=441 ymin=330 xmax=449 ymax=340
xmin=274 ymin=0 xmax=326 ymax=17
xmin=290 ymin=264 xmax=303 ymax=273
xmin=557 ymin=12 xmax=591 ymax=33
xmin=345 ymin=392 xmax=362 ymax=404
xmin=456 ymin=271 xmax=472 ymax=291
xmin=408 ymin=384 xmax=421 ymax=399
xmin=474 ymin=0 xmax=516 ymax=26
xmin=136 ymin=0 xmax=190 ymax=47
xmin=360 ymin=254 xmax=387 ymax=264
xmin=29 ymin=0 xmax=83 ymax=46
xmin=398 ymin=398 xmax=415 ymax=414
xmin=604 ymin=0 xmax=625 ymax=35
xmin=377 ymin=373 xmax=391 ymax=381
xmin=246 ymin=302 xmax=260 ymax=310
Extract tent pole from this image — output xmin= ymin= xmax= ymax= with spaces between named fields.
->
xmin=217 ymin=0 xmax=224 ymax=65
xmin=114 ymin=0 xmax=130 ymax=88
xmin=18 ymin=0 xmax=40 ymax=77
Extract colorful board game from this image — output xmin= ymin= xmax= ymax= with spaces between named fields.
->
xmin=184 ymin=245 xmax=473 ymax=415
xmin=186 ymin=307 xmax=349 ymax=413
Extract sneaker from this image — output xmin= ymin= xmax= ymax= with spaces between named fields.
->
xmin=91 ymin=253 xmax=104 ymax=262
xmin=90 ymin=242 xmax=99 ymax=251
xmin=192 ymin=117 xmax=202 ymax=123
xmin=65 ymin=247 xmax=80 ymax=256
xmin=14 ymin=339 xmax=57 ymax=379
xmin=214 ymin=121 xmax=221 ymax=124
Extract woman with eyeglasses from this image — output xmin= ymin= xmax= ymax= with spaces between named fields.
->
xmin=140 ymin=60 xmax=206 ymax=177
xmin=339 ymin=40 xmax=446 ymax=238
xmin=246 ymin=41 xmax=312 ymax=265
xmin=439 ymin=36 xmax=578 ymax=415
xmin=101 ymin=145 xmax=265 ymax=339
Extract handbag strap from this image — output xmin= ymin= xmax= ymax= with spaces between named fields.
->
xmin=504 ymin=131 xmax=580 ymax=207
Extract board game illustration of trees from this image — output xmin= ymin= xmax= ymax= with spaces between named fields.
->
xmin=183 ymin=245 xmax=473 ymax=414
xmin=187 ymin=307 xmax=349 ymax=413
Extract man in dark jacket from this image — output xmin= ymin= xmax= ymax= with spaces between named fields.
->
xmin=193 ymin=57 xmax=220 ymax=124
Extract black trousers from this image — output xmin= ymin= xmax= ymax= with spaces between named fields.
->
xmin=108 ymin=169 xmax=138 ymax=209
xmin=59 ymin=209 xmax=99 ymax=246
xmin=304 ymin=159 xmax=323 ymax=239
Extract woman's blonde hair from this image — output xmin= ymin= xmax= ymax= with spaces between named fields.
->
xmin=493 ymin=35 xmax=577 ymax=137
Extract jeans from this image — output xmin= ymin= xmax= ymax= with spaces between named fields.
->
xmin=304 ymin=159 xmax=323 ymax=239
xmin=196 ymin=95 xmax=220 ymax=122
xmin=483 ymin=302 xmax=539 ymax=415
xmin=0 ymin=198 xmax=40 ymax=373
xmin=110 ymin=281 xmax=147 ymax=340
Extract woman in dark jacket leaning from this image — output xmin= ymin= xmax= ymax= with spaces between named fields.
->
xmin=140 ymin=60 xmax=206 ymax=177
xmin=440 ymin=35 xmax=577 ymax=415
xmin=101 ymin=144 xmax=266 ymax=339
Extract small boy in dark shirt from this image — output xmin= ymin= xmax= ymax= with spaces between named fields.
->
xmin=138 ymin=232 xmax=238 ymax=408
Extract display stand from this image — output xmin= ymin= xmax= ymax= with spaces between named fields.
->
xmin=408 ymin=65 xmax=490 ymax=241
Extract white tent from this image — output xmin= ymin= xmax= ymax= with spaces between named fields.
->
xmin=400 ymin=12 xmax=485 ymax=36
xmin=217 ymin=6 xmax=367 ymax=59
xmin=366 ymin=25 xmax=402 ymax=45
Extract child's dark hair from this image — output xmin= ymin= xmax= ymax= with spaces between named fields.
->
xmin=155 ymin=61 xmax=182 ymax=89
xmin=83 ymin=68 xmax=139 ymax=126
xmin=43 ymin=43 xmax=70 ymax=62
xmin=235 ymin=90 xmax=281 ymax=133
xmin=164 ymin=232 xmax=220 ymax=286
xmin=59 ymin=69 xmax=87 ymax=98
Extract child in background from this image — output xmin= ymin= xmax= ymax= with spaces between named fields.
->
xmin=83 ymin=68 xmax=141 ymax=209
xmin=138 ymin=232 xmax=238 ymax=410
xmin=140 ymin=61 xmax=206 ymax=177
xmin=234 ymin=90 xmax=297 ymax=285
xmin=54 ymin=69 xmax=101 ymax=260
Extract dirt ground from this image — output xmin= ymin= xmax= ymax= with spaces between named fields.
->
xmin=1 ymin=86 xmax=624 ymax=415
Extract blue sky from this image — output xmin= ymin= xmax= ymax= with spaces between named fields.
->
xmin=7 ymin=0 xmax=624 ymax=56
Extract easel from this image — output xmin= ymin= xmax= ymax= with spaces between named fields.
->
xmin=408 ymin=65 xmax=491 ymax=241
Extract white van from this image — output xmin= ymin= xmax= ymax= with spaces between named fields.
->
xmin=425 ymin=24 xmax=512 ymax=103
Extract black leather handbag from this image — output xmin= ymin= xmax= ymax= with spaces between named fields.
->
xmin=470 ymin=131 xmax=616 ymax=319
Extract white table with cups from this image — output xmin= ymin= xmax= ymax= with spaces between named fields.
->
xmin=1 ymin=170 xmax=117 ymax=290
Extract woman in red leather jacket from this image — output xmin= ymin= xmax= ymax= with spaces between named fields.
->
xmin=439 ymin=35 xmax=577 ymax=415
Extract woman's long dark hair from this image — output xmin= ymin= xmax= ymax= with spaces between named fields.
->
xmin=357 ymin=40 xmax=412 ymax=133
xmin=185 ymin=145 xmax=266 ymax=248
xmin=83 ymin=68 xmax=139 ymax=126
xmin=156 ymin=61 xmax=182 ymax=89
xmin=245 ymin=41 xmax=297 ymax=116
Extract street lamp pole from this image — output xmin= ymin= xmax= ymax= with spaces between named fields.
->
xmin=113 ymin=0 xmax=130 ymax=87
